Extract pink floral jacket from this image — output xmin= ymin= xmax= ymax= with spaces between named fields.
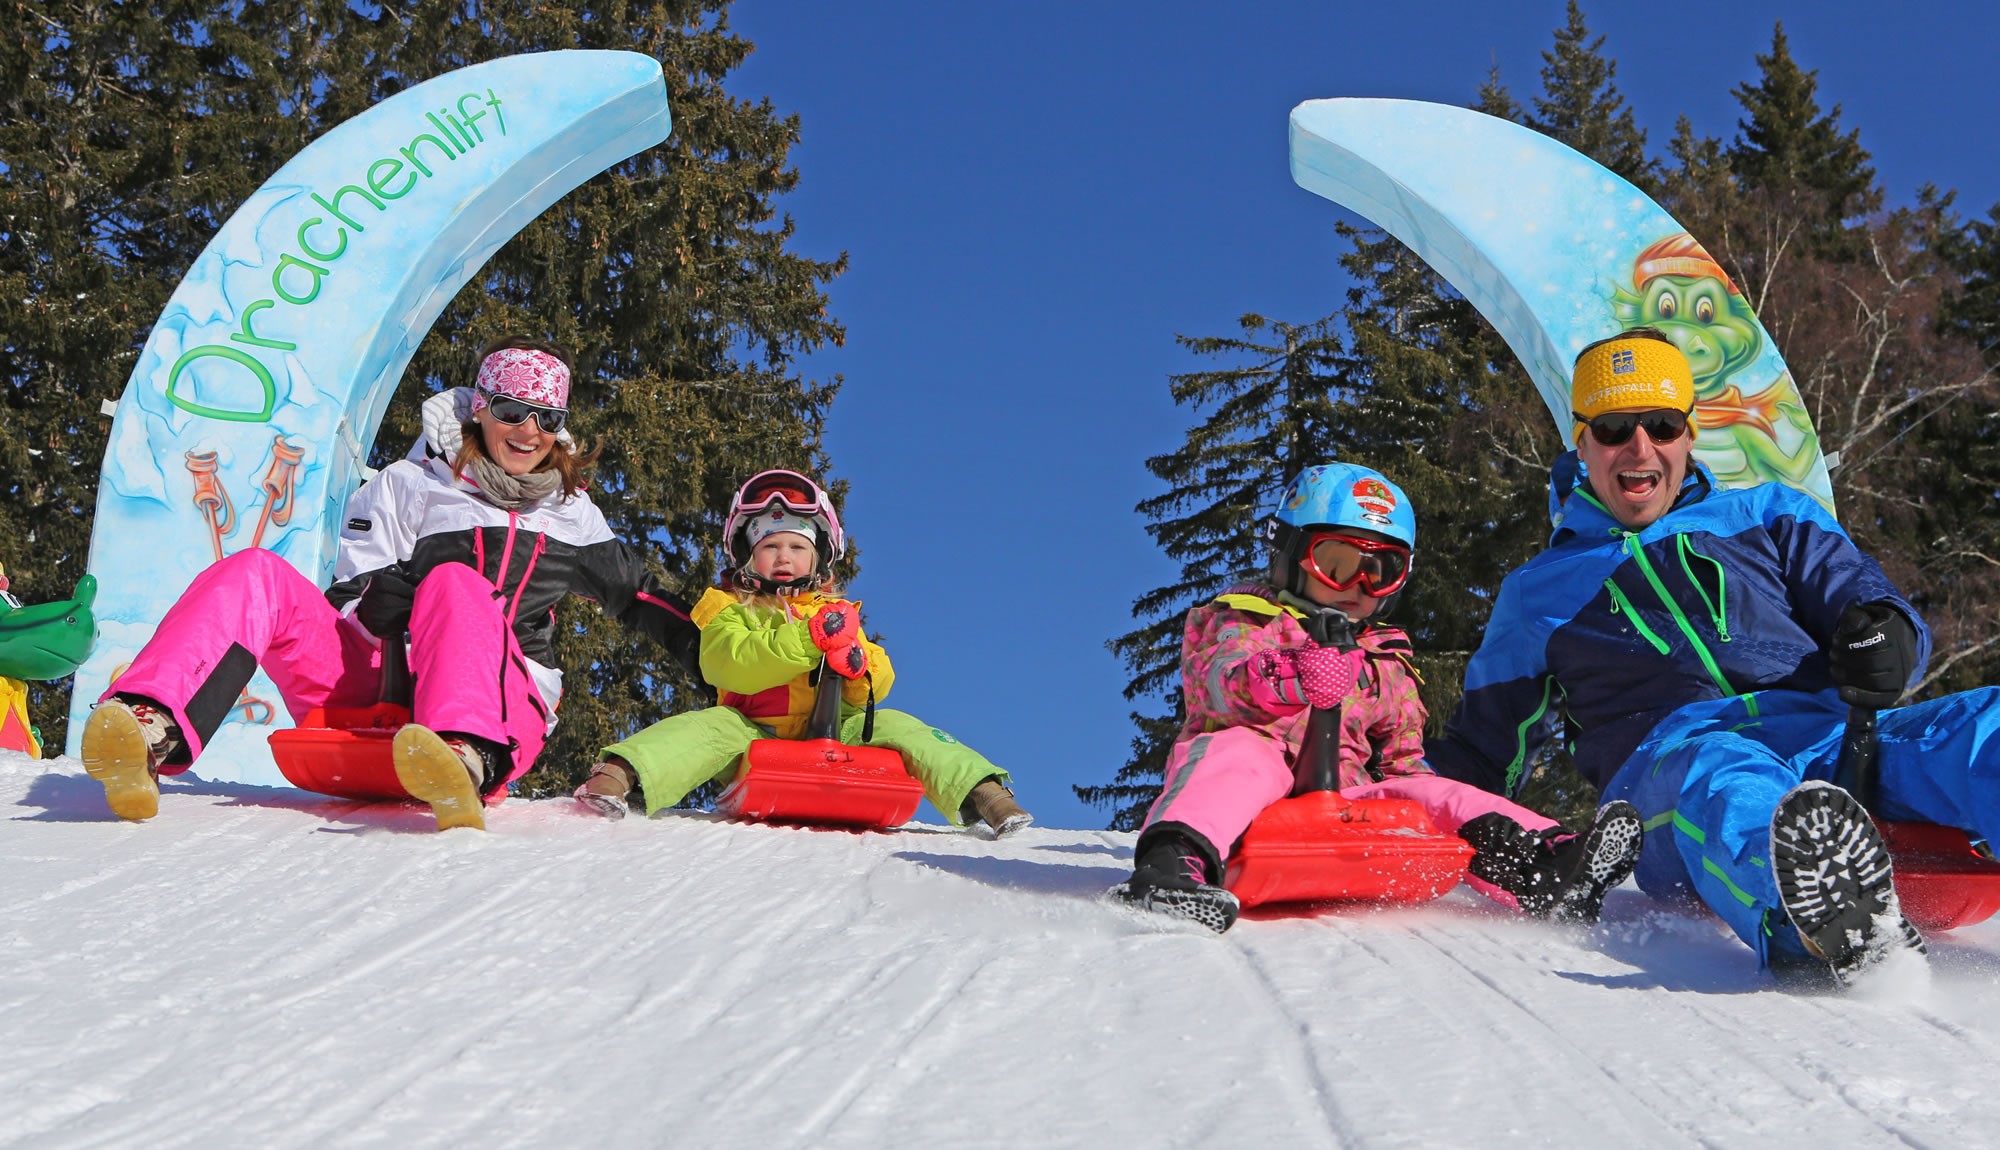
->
xmin=1178 ymin=583 xmax=1430 ymax=790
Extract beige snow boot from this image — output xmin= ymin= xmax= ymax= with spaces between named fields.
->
xmin=81 ymin=698 xmax=181 ymax=821
xmin=963 ymin=777 xmax=1033 ymax=839
xmin=392 ymin=724 xmax=489 ymax=832
xmin=574 ymin=757 xmax=636 ymax=820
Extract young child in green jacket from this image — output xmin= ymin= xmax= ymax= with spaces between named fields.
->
xmin=574 ymin=470 xmax=1032 ymax=836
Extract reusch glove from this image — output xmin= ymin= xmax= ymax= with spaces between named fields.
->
xmin=356 ymin=568 xmax=418 ymax=638
xmin=807 ymin=600 xmax=860 ymax=652
xmin=1829 ymin=601 xmax=1919 ymax=708
xmin=825 ymin=638 xmax=869 ymax=681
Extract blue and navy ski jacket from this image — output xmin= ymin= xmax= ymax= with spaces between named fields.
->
xmin=1426 ymin=458 xmax=1930 ymax=795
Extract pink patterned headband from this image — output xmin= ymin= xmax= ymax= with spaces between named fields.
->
xmin=473 ymin=347 xmax=570 ymax=411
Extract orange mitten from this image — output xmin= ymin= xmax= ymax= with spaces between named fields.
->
xmin=826 ymin=639 xmax=869 ymax=680
xmin=807 ymin=600 xmax=861 ymax=652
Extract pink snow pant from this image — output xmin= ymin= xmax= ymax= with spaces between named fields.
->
xmin=102 ymin=549 xmax=550 ymax=790
xmin=1145 ymin=726 xmax=1559 ymax=901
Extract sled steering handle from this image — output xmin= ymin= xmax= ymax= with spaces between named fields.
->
xmin=1834 ymin=705 xmax=1880 ymax=812
xmin=378 ymin=632 xmax=413 ymax=709
xmin=805 ymin=657 xmax=844 ymax=742
xmin=1290 ymin=608 xmax=1357 ymax=798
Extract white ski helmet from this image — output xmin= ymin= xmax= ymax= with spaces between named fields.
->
xmin=723 ymin=469 xmax=846 ymax=593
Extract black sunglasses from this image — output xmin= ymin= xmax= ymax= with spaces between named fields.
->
xmin=1573 ymin=407 xmax=1690 ymax=448
xmin=487 ymin=394 xmax=568 ymax=434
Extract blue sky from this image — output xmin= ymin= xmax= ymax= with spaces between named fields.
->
xmin=724 ymin=1 xmax=2000 ymax=829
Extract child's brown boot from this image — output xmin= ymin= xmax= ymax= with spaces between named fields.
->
xmin=962 ymin=777 xmax=1033 ymax=838
xmin=574 ymin=757 xmax=636 ymax=820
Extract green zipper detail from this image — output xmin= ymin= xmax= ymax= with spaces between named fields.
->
xmin=1605 ymin=580 xmax=1671 ymax=654
xmin=1504 ymin=677 xmax=1556 ymax=797
xmin=1675 ymin=535 xmax=1731 ymax=643
xmin=1621 ymin=534 xmax=1737 ymax=699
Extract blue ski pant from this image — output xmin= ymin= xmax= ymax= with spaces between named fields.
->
xmin=1602 ymin=687 xmax=2000 ymax=966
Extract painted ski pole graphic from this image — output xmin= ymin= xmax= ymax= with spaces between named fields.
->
xmin=184 ymin=451 xmax=236 ymax=563
xmin=251 ymin=434 xmax=306 ymax=550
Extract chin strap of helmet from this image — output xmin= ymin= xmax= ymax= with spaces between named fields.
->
xmin=729 ymin=566 xmax=828 ymax=596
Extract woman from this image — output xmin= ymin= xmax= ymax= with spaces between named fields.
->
xmin=82 ymin=337 xmax=700 ymax=830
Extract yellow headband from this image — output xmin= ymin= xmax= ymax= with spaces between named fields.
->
xmin=1570 ymin=337 xmax=1695 ymax=441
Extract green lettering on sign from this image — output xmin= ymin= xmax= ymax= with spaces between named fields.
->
xmin=165 ymin=344 xmax=278 ymax=423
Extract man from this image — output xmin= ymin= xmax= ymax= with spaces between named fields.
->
xmin=1428 ymin=327 xmax=2000 ymax=985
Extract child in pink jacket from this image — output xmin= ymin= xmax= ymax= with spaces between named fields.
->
xmin=1113 ymin=464 xmax=1643 ymax=933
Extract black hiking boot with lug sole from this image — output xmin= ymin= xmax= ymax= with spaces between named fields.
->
xmin=1460 ymin=801 xmax=1643 ymax=923
xmin=1547 ymin=800 xmax=1646 ymax=924
xmin=1770 ymin=781 xmax=1926 ymax=988
xmin=1110 ymin=834 xmax=1240 ymax=934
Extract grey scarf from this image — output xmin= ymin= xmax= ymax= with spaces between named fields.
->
xmin=466 ymin=453 xmax=561 ymax=510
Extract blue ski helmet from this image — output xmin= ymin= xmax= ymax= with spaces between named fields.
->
xmin=1265 ymin=464 xmax=1417 ymax=615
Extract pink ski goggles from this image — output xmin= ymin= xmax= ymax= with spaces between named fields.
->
xmin=729 ymin=470 xmax=843 ymax=554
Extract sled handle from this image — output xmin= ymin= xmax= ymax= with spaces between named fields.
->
xmin=1290 ymin=607 xmax=1356 ymax=797
xmin=1834 ymin=705 xmax=1880 ymax=811
xmin=806 ymin=658 xmax=843 ymax=742
xmin=378 ymin=632 xmax=412 ymax=709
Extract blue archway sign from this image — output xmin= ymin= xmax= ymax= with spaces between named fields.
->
xmin=1289 ymin=98 xmax=1835 ymax=514
xmin=68 ymin=50 xmax=672 ymax=775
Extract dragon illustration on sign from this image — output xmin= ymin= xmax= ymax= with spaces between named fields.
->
xmin=1608 ymin=233 xmax=1825 ymax=503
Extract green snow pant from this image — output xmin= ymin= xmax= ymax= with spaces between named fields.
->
xmin=604 ymin=705 xmax=1008 ymax=823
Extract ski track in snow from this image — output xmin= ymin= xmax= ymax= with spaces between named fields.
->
xmin=6 ymin=750 xmax=2000 ymax=1149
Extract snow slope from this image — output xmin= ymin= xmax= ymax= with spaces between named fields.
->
xmin=7 ymin=749 xmax=2000 ymax=1149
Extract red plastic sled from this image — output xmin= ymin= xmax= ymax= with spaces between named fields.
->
xmin=713 ymin=660 xmax=924 ymax=829
xmin=268 ymin=635 xmax=438 ymax=802
xmin=269 ymin=702 xmax=412 ymax=800
xmin=1225 ymin=790 xmax=1473 ymax=908
xmin=1222 ymin=608 xmax=1472 ymax=911
xmin=1881 ymin=821 xmax=2000 ymax=932
xmin=1839 ymin=706 xmax=2000 ymax=932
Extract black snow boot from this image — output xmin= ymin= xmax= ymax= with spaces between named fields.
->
xmin=1111 ymin=827 xmax=1240 ymax=934
xmin=1770 ymin=781 xmax=1926 ymax=987
xmin=1460 ymin=800 xmax=1643 ymax=923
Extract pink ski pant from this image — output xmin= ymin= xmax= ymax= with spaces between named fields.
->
xmin=1145 ymin=725 xmax=1559 ymax=854
xmin=103 ymin=548 xmax=549 ymax=788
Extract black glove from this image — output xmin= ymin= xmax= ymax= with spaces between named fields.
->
xmin=1829 ymin=601 xmax=1918 ymax=708
xmin=356 ymin=568 xmax=417 ymax=638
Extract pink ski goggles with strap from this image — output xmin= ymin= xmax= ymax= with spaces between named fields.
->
xmin=727 ymin=470 xmax=845 ymax=558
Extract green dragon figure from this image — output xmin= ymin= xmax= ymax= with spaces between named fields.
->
xmin=1609 ymin=233 xmax=1826 ymax=505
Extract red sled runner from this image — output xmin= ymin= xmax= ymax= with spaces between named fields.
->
xmin=1838 ymin=706 xmax=2000 ymax=932
xmin=714 ymin=659 xmax=924 ymax=829
xmin=1223 ymin=608 xmax=1473 ymax=910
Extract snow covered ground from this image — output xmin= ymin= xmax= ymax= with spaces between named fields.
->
xmin=7 ymin=749 xmax=2000 ymax=1149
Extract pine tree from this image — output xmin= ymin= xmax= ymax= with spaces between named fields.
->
xmin=1941 ymin=201 xmax=2000 ymax=363
xmin=1473 ymin=62 xmax=1521 ymax=123
xmin=1524 ymin=2 xmax=1655 ymax=191
xmin=1076 ymin=316 xmax=1347 ymax=829
xmin=1728 ymin=23 xmax=1879 ymax=253
xmin=0 ymin=2 xmax=389 ymax=750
